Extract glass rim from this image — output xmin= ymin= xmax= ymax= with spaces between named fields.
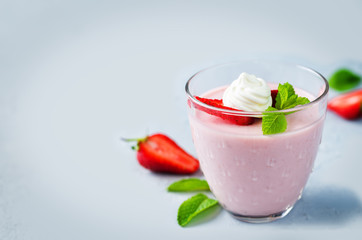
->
xmin=185 ymin=60 xmax=329 ymax=116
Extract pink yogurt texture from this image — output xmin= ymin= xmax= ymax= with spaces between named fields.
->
xmin=188 ymin=86 xmax=325 ymax=216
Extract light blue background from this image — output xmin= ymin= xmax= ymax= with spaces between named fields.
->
xmin=1 ymin=0 xmax=362 ymax=239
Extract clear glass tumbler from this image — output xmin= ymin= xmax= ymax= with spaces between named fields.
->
xmin=185 ymin=60 xmax=329 ymax=223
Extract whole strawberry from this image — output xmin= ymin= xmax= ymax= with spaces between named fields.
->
xmin=124 ymin=133 xmax=199 ymax=174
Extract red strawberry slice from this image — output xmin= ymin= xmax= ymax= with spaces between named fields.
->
xmin=193 ymin=96 xmax=255 ymax=125
xmin=327 ymin=89 xmax=362 ymax=120
xmin=123 ymin=133 xmax=199 ymax=174
xmin=271 ymin=89 xmax=278 ymax=107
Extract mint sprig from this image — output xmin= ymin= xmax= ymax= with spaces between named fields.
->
xmin=262 ymin=83 xmax=310 ymax=135
xmin=275 ymin=82 xmax=310 ymax=110
xmin=167 ymin=178 xmax=210 ymax=192
xmin=177 ymin=193 xmax=219 ymax=227
xmin=329 ymin=68 xmax=361 ymax=91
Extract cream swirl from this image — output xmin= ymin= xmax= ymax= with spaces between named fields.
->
xmin=222 ymin=72 xmax=272 ymax=112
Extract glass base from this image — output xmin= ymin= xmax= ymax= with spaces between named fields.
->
xmin=227 ymin=205 xmax=294 ymax=223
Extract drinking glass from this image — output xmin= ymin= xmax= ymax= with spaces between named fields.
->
xmin=185 ymin=60 xmax=329 ymax=223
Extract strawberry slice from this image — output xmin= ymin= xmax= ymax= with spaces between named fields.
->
xmin=193 ymin=96 xmax=255 ymax=125
xmin=327 ymin=89 xmax=362 ymax=120
xmin=124 ymin=133 xmax=199 ymax=174
xmin=271 ymin=89 xmax=278 ymax=107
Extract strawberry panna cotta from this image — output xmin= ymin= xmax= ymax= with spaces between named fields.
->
xmin=186 ymin=68 xmax=324 ymax=221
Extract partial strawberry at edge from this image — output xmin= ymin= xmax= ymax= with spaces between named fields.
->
xmin=125 ymin=133 xmax=199 ymax=174
xmin=193 ymin=96 xmax=255 ymax=125
xmin=327 ymin=89 xmax=362 ymax=120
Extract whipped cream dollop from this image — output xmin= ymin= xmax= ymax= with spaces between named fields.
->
xmin=222 ymin=72 xmax=272 ymax=112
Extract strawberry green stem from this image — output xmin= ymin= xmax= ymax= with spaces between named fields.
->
xmin=121 ymin=137 xmax=147 ymax=142
xmin=121 ymin=136 xmax=148 ymax=151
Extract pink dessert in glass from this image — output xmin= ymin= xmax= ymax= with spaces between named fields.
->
xmin=185 ymin=61 xmax=329 ymax=223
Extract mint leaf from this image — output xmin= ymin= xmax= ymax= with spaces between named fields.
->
xmin=275 ymin=82 xmax=295 ymax=109
xmin=262 ymin=107 xmax=287 ymax=135
xmin=168 ymin=178 xmax=210 ymax=192
xmin=295 ymin=96 xmax=310 ymax=106
xmin=177 ymin=193 xmax=219 ymax=227
xmin=283 ymin=94 xmax=298 ymax=109
xmin=276 ymin=82 xmax=311 ymax=109
xmin=275 ymin=82 xmax=311 ymax=110
xmin=329 ymin=69 xmax=361 ymax=91
xmin=284 ymin=96 xmax=310 ymax=110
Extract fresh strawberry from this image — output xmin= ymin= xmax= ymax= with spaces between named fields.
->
xmin=271 ymin=89 xmax=278 ymax=107
xmin=123 ymin=133 xmax=199 ymax=174
xmin=327 ymin=89 xmax=362 ymax=120
xmin=193 ymin=96 xmax=255 ymax=125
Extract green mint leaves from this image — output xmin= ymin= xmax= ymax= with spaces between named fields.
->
xmin=262 ymin=107 xmax=287 ymax=135
xmin=168 ymin=178 xmax=219 ymax=227
xmin=275 ymin=83 xmax=310 ymax=110
xmin=177 ymin=193 xmax=219 ymax=227
xmin=329 ymin=69 xmax=361 ymax=91
xmin=262 ymin=83 xmax=310 ymax=135
xmin=167 ymin=178 xmax=210 ymax=192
